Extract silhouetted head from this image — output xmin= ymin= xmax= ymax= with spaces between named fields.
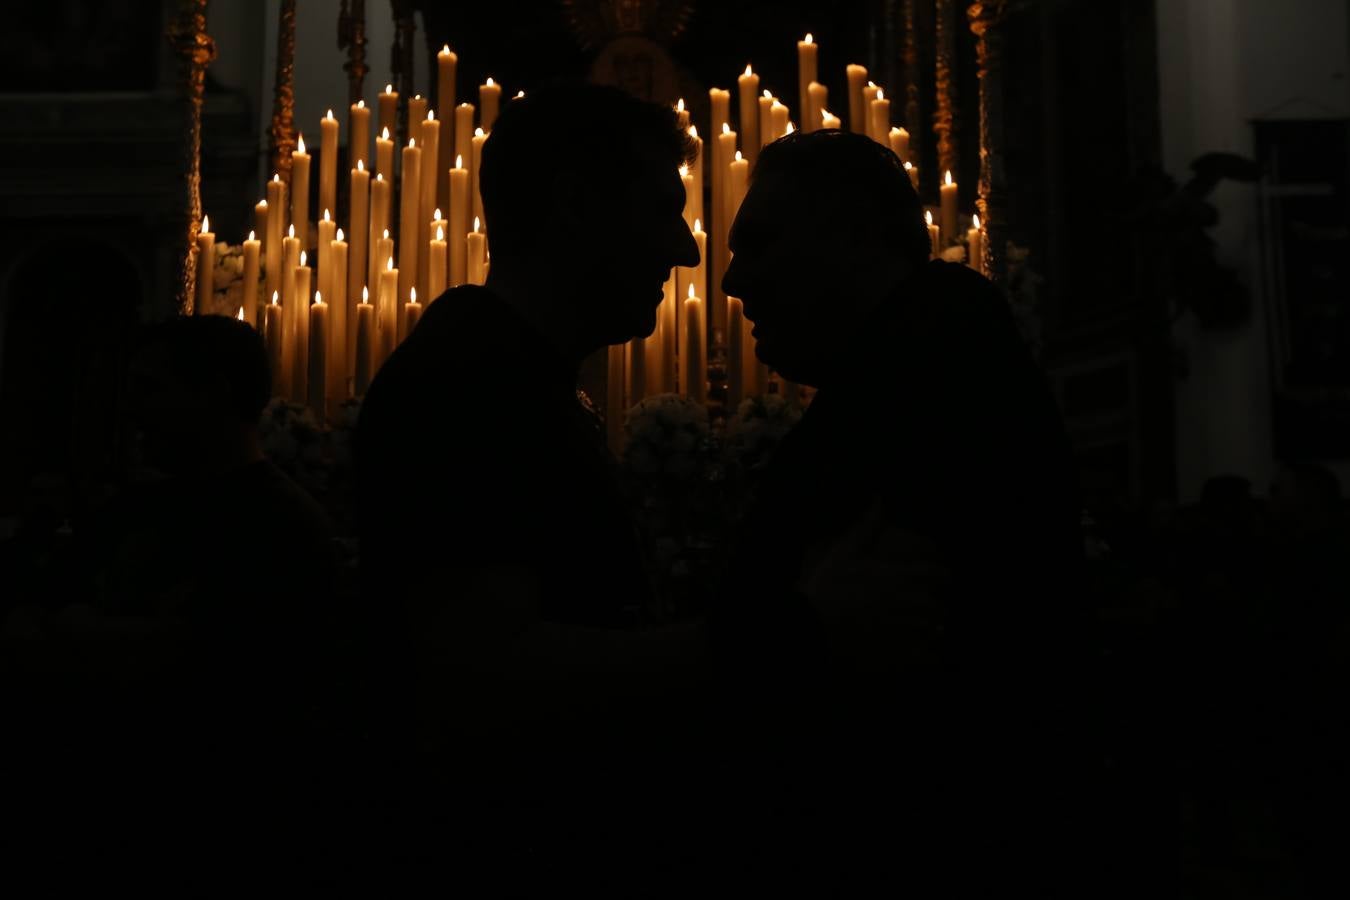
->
xmin=127 ymin=315 xmax=270 ymax=476
xmin=480 ymin=82 xmax=699 ymax=347
xmin=1269 ymin=462 xmax=1343 ymax=537
xmin=724 ymin=129 xmax=929 ymax=387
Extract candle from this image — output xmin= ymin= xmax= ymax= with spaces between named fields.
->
xmin=675 ymin=98 xmax=689 ymax=133
xmin=374 ymin=228 xmax=394 ymax=311
xmin=726 ymin=295 xmax=745 ymax=408
xmin=679 ymin=164 xmax=695 ymax=229
xmin=680 ymin=284 xmax=706 ymax=403
xmin=292 ymin=250 xmax=311 ymax=403
xmin=320 ymin=110 xmax=339 ymax=221
xmin=378 ymin=256 xmax=398 ymax=366
xmin=448 ymin=155 xmax=469 ymax=286
xmin=194 ymin=214 xmax=214 ymax=315
xmin=713 ymin=124 xmax=737 ymax=337
xmin=807 ymin=81 xmax=828 ymax=133
xmin=846 ymin=64 xmax=869 ymax=133
xmin=797 ymin=33 xmax=817 ymax=136
xmin=676 ymin=220 xmax=706 ymax=397
xmin=686 ymin=126 xmax=704 ymax=228
xmin=316 ymin=208 xmax=336 ymax=317
xmin=454 ymin=103 xmax=476 ymax=195
xmin=308 ymin=290 xmax=327 ymax=418
xmin=404 ymin=286 xmax=423 ymax=336
xmin=659 ymin=272 xmax=677 ymax=394
xmin=869 ymin=89 xmax=891 ymax=145
xmin=418 ymin=110 xmax=440 ymax=303
xmin=888 ymin=126 xmax=910 ymax=163
xmin=242 ymin=229 xmax=261 ymax=327
xmin=606 ymin=343 xmax=625 ymax=453
xmin=940 ymin=170 xmax=959 ymax=247
xmin=480 ymin=77 xmax=501 ymax=132
xmin=467 ymin=217 xmax=487 ymax=285
xmin=349 ymin=98 xmax=370 ymax=169
xmin=437 ymin=46 xmax=458 ymax=212
xmin=820 ymin=108 xmax=842 ymax=130
xmin=368 ymin=173 xmax=391 ymax=287
xmin=758 ymin=90 xmax=775 ymax=149
xmin=279 ymin=224 xmax=300 ymax=397
xmin=904 ymin=161 xmax=919 ymax=191
xmin=428 ymin=224 xmax=447 ymax=300
xmin=967 ymin=214 xmax=985 ymax=273
xmin=626 ymin=334 xmax=646 ymax=407
xmin=770 ymin=100 xmax=788 ymax=140
xmin=737 ymin=66 xmax=760 ymax=166
xmin=926 ymin=210 xmax=940 ymax=259
xmin=265 ymin=291 xmax=284 ymax=395
xmin=377 ymin=84 xmax=398 ymax=143
xmin=330 ymin=228 xmax=348 ymax=404
xmin=408 ymin=94 xmax=428 ymax=138
xmin=348 ymin=161 xmax=370 ymax=370
xmin=254 ymin=198 xmax=268 ymax=243
xmin=291 ymin=134 xmax=311 ymax=250
xmin=355 ymin=287 xmax=373 ymax=396
xmin=709 ymin=88 xmax=730 ymax=155
xmin=375 ymin=126 xmax=395 ymax=184
xmin=471 ymin=127 xmax=487 ymax=230
xmin=398 ymin=136 xmax=422 ymax=322
xmin=727 ymin=150 xmax=748 ymax=229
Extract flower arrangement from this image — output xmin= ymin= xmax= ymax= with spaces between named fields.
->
xmin=200 ymin=241 xmax=262 ymax=318
xmin=622 ymin=393 xmax=714 ymax=478
xmin=722 ymin=392 xmax=804 ymax=476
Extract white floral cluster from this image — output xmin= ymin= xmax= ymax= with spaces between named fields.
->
xmin=202 ymin=241 xmax=262 ymax=318
xmin=622 ymin=393 xmax=711 ymax=476
xmin=258 ymin=398 xmax=328 ymax=491
xmin=723 ymin=392 xmax=803 ymax=472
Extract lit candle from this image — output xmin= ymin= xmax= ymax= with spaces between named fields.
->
xmin=940 ymin=170 xmax=959 ymax=247
xmin=374 ymin=228 xmax=394 ymax=312
xmin=467 ymin=217 xmax=487 ymax=286
xmin=679 ymin=164 xmax=695 ymax=229
xmin=726 ymin=295 xmax=745 ymax=408
xmin=926 ymin=210 xmax=940 ymax=259
xmin=727 ymin=150 xmax=749 ymax=230
xmin=659 ymin=272 xmax=677 ymax=394
xmin=676 ymin=220 xmax=706 ymax=396
xmin=418 ymin=110 xmax=440 ymax=303
xmin=967 ymin=214 xmax=985 ymax=273
xmin=820 ymin=108 xmax=841 ymax=130
xmin=680 ymin=284 xmax=706 ymax=403
xmin=428 ymin=223 xmax=447 ymax=300
xmin=291 ymin=134 xmax=311 ymax=250
xmin=279 ymin=224 xmax=300 ymax=397
xmin=770 ymin=99 xmax=788 ymax=140
xmin=368 ymin=173 xmax=391 ymax=287
xmin=904 ymin=161 xmax=920 ymax=191
xmin=888 ymin=126 xmax=910 ymax=164
xmin=320 ymin=110 xmax=339 ymax=221
xmin=408 ymin=94 xmax=428 ymax=136
xmin=454 ymin=103 xmax=476 ymax=198
xmin=686 ymin=126 xmax=704 ymax=228
xmin=308 ymin=290 xmax=327 ymax=418
xmin=797 ymin=33 xmax=818 ymax=134
xmin=471 ymin=127 xmax=487 ymax=230
xmin=869 ymin=89 xmax=891 ymax=145
xmin=348 ymin=160 xmax=370 ymax=371
xmin=862 ymin=81 xmax=879 ymax=135
xmin=375 ymin=125 xmax=395 ymax=184
xmin=846 ymin=64 xmax=869 ymax=134
xmin=242 ymin=229 xmax=261 ymax=327
xmin=349 ymin=98 xmax=370 ymax=169
xmin=758 ymin=90 xmax=775 ymax=149
xmin=378 ymin=256 xmax=398 ymax=365
xmin=377 ymin=83 xmax=398 ymax=141
xmin=329 ymin=227 xmax=348 ymax=403
xmin=399 ymin=136 xmax=422 ymax=320
xmin=737 ymin=65 xmax=761 ymax=165
xmin=292 ymin=250 xmax=311 ymax=403
xmin=404 ymin=286 xmax=423 ymax=336
xmin=437 ymin=45 xmax=457 ymax=142
xmin=316 ymin=208 xmax=336 ymax=317
xmin=807 ymin=81 xmax=828 ymax=133
xmin=194 ymin=214 xmax=214 ymax=315
xmin=265 ymin=291 xmax=284 ymax=395
xmin=448 ymin=155 xmax=469 ymax=286
xmin=714 ymin=124 xmax=737 ymax=336
xmin=355 ymin=287 xmax=373 ymax=395
xmin=708 ymin=88 xmax=730 ymax=155
xmin=674 ymin=97 xmax=689 ymax=133
xmin=480 ymin=77 xmax=501 ymax=132
xmin=253 ymin=198 xmax=268 ymax=245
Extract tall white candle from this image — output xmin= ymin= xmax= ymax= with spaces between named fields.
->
xmin=418 ymin=110 xmax=440 ymax=305
xmin=480 ymin=77 xmax=501 ymax=132
xmin=375 ymin=126 xmax=395 ymax=185
xmin=428 ymin=224 xmax=447 ymax=300
xmin=377 ymin=84 xmax=398 ymax=143
xmin=329 ymin=229 xmax=348 ymax=404
xmin=355 ymin=287 xmax=373 ymax=395
xmin=349 ymin=98 xmax=370 ymax=169
xmin=846 ymin=64 xmax=869 ymax=134
xmin=308 ymin=290 xmax=327 ymax=418
xmin=319 ymin=110 xmax=339 ymax=222
xmin=940 ymin=170 xmax=960 ymax=247
xmin=292 ymin=250 xmax=311 ymax=403
xmin=737 ymin=65 xmax=761 ymax=166
xmin=399 ymin=136 xmax=422 ymax=323
xmin=368 ymin=173 xmax=391 ymax=288
xmin=291 ymin=134 xmax=311 ymax=250
xmin=348 ymin=160 xmax=370 ymax=370
xmin=448 ymin=155 xmax=469 ymax=286
xmin=796 ymin=33 xmax=817 ymax=136
xmin=242 ymin=229 xmax=261 ymax=327
xmin=807 ymin=81 xmax=828 ymax=133
xmin=467 ymin=216 xmax=486 ymax=285
xmin=194 ymin=214 xmax=214 ymax=315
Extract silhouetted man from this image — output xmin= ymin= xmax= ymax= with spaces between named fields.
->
xmin=356 ymin=83 xmax=702 ymax=886
xmin=721 ymin=130 xmax=1090 ymax=893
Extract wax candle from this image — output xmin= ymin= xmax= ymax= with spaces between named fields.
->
xmin=408 ymin=94 xmax=428 ymax=138
xmin=888 ymin=126 xmax=910 ymax=163
xmin=378 ymin=256 xmax=398 ymax=365
xmin=265 ymin=291 xmax=284 ymax=395
xmin=330 ymin=228 xmax=348 ymax=403
xmin=467 ymin=217 xmax=486 ymax=285
xmin=626 ymin=334 xmax=646 ymax=407
xmin=368 ymin=173 xmax=391 ymax=287
xmin=316 ymin=209 xmax=336 ymax=314
xmin=686 ymin=126 xmax=704 ymax=229
xmin=904 ymin=161 xmax=920 ymax=191
xmin=374 ymin=228 xmax=394 ymax=306
xmin=292 ymin=250 xmax=311 ymax=402
xmin=797 ymin=33 xmax=818 ymax=134
xmin=606 ymin=343 xmax=625 ymax=453
xmin=770 ymin=100 xmax=789 ymax=140
xmin=869 ymin=89 xmax=891 ymax=145
xmin=355 ymin=287 xmax=373 ymax=395
xmin=727 ymin=150 xmax=748 ymax=229
xmin=398 ymin=137 xmax=422 ymax=320
xmin=676 ymin=221 xmax=706 ymax=397
xmin=308 ymin=290 xmax=327 ymax=418
xmin=737 ymin=65 xmax=761 ymax=165
xmin=242 ymin=229 xmax=261 ymax=327
xmin=926 ymin=210 xmax=940 ymax=259
xmin=404 ymin=286 xmax=423 ymax=336
xmin=680 ymin=284 xmax=706 ymax=403
xmin=428 ymin=224 xmax=447 ymax=300
xmin=713 ymin=125 xmax=737 ymax=336
xmin=821 ymin=108 xmax=841 ymax=130
xmin=846 ymin=64 xmax=869 ymax=134
xmin=659 ymin=272 xmax=677 ymax=394
xmin=758 ymin=90 xmax=775 ymax=149
xmin=349 ymin=98 xmax=370 ymax=169
xmin=808 ymin=81 xmax=828 ymax=133
xmin=940 ymin=170 xmax=959 ymax=247
xmin=437 ymin=46 xmax=458 ymax=211
xmin=454 ymin=103 xmax=475 ymax=193
xmin=279 ymin=225 xmax=300 ymax=397
xmin=418 ymin=110 xmax=441 ymax=304
xmin=291 ymin=134 xmax=311 ymax=250
xmin=319 ymin=110 xmax=339 ymax=221
xmin=448 ymin=155 xmax=469 ymax=286
xmin=471 ymin=127 xmax=487 ymax=230
xmin=194 ymin=214 xmax=214 ymax=315
xmin=709 ymin=88 xmax=730 ymax=153
xmin=377 ymin=84 xmax=398 ymax=143
xmin=254 ymin=198 xmax=268 ymax=244
xmin=675 ymin=98 xmax=689 ymax=133
xmin=862 ymin=81 xmax=879 ymax=133
xmin=680 ymin=164 xmax=695 ymax=229
xmin=348 ymin=160 xmax=370 ymax=369
xmin=967 ymin=214 xmax=984 ymax=273
xmin=375 ymin=126 xmax=394 ymax=184
xmin=726 ymin=295 xmax=745 ymax=408
xmin=480 ymin=77 xmax=501 ymax=132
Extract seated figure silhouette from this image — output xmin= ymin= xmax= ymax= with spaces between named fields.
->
xmin=720 ymin=130 xmax=1091 ymax=893
xmin=356 ymin=82 xmax=704 ymax=885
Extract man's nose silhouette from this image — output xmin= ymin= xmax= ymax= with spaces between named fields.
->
xmin=670 ymin=216 xmax=700 ymax=270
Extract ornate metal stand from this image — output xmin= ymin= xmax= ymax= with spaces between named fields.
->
xmin=934 ymin=0 xmax=959 ymax=180
xmin=901 ymin=0 xmax=922 ymax=177
xmin=969 ymin=0 xmax=1008 ymax=281
xmin=339 ymin=0 xmax=369 ymax=106
xmin=269 ymin=0 xmax=297 ymax=182
xmin=169 ymin=0 xmax=215 ymax=314
xmin=391 ymin=0 xmax=417 ymax=149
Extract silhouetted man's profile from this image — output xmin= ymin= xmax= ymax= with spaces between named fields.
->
xmin=356 ymin=83 xmax=702 ymax=884
xmin=720 ymin=130 xmax=1089 ymax=893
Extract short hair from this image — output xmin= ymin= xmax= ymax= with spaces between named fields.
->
xmin=752 ymin=129 xmax=931 ymax=266
xmin=480 ymin=81 xmax=695 ymax=253
xmin=134 ymin=315 xmax=271 ymax=423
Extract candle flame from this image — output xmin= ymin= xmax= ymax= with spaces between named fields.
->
xmin=297 ymin=134 xmax=306 ymax=153
xmin=676 ymin=98 xmax=685 ymax=112
xmin=456 ymin=154 xmax=463 ymax=168
xmin=515 ymin=90 xmax=524 ymax=98
xmin=694 ymin=217 xmax=702 ymax=231
xmin=362 ymin=286 xmax=369 ymax=303
xmin=786 ymin=122 xmax=795 ymax=133
xmin=972 ymin=214 xmax=981 ymax=229
xmin=336 ymin=227 xmax=345 ymax=241
xmin=381 ymin=126 xmax=390 ymax=140
xmin=440 ymin=44 xmax=451 ymax=55
xmin=688 ymin=284 xmax=696 ymax=299
xmin=357 ymin=159 xmax=365 ymax=172
xmin=735 ymin=150 xmax=743 ymax=162
xmin=945 ymin=170 xmax=954 ymax=186
xmin=385 ymin=84 xmax=394 ymax=93
xmin=475 ymin=127 xmax=485 ymax=137
xmin=409 ymin=137 xmax=416 ymax=148
xmin=376 ymin=172 xmax=383 ymax=181
xmin=326 ymin=109 xmax=334 ymax=120
xmin=804 ymin=33 xmax=813 ymax=44
xmin=383 ymin=229 xmax=390 ymax=239
xmin=272 ymin=291 xmax=280 ymax=305
xmin=236 ymin=307 xmax=244 ymax=321
xmin=248 ymin=229 xmax=256 ymax=241
xmin=474 ymin=216 xmax=481 ymax=233
xmin=414 ymin=94 xmax=422 ymax=100
xmin=387 ymin=257 xmax=394 ymax=271
xmin=201 ymin=214 xmax=209 ymax=232
xmin=427 ymin=109 xmax=435 ymax=121
xmin=679 ymin=164 xmax=689 ymax=177
xmin=315 ymin=290 xmax=322 ymax=304
xmin=410 ymin=287 xmax=416 ymax=303
xmin=903 ymin=161 xmax=913 ymax=171
xmin=925 ymin=210 xmax=934 ymax=225
xmin=868 ymin=80 xmax=876 ymax=88
xmin=434 ymin=207 xmax=442 ymax=220
xmin=876 ymin=88 xmax=884 ymax=101
xmin=436 ymin=225 xmax=444 ymax=241
xmin=722 ymin=122 xmax=731 ymax=135
xmin=763 ymin=89 xmax=772 ymax=99
xmin=821 ymin=109 xmax=830 ymax=121
xmin=891 ymin=126 xmax=902 ymax=135
xmin=688 ymin=125 xmax=698 ymax=138
xmin=258 ymin=198 xmax=266 ymax=208
xmin=323 ymin=208 xmax=331 ymax=222
xmin=299 ymin=251 xmax=307 ymax=266
xmin=357 ymin=99 xmax=365 ymax=108
xmin=744 ymin=64 xmax=753 ymax=76
xmin=771 ymin=100 xmax=785 ymax=111
xmin=288 ymin=224 xmax=295 ymax=238
xmin=486 ymin=77 xmax=495 ymax=87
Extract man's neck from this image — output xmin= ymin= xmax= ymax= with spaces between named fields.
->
xmin=484 ymin=262 xmax=593 ymax=375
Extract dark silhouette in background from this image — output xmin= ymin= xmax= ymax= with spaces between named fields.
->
xmin=356 ymin=82 xmax=704 ymax=888
xmin=719 ymin=130 xmax=1091 ymax=893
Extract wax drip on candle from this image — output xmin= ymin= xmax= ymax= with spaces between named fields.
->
xmin=336 ymin=227 xmax=345 ymax=241
xmin=437 ymin=225 xmax=444 ymax=240
xmin=297 ymin=134 xmax=306 ymax=153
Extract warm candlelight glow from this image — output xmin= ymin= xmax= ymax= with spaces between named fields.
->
xmin=440 ymin=44 xmax=451 ymax=55
xmin=689 ymin=125 xmax=698 ymax=138
xmin=385 ymin=84 xmax=393 ymax=93
xmin=679 ymin=164 xmax=689 ymax=176
xmin=763 ymin=89 xmax=772 ymax=98
xmin=925 ymin=210 xmax=934 ymax=225
xmin=486 ymin=77 xmax=495 ymax=86
xmin=473 ymin=216 xmax=481 ymax=233
xmin=300 ymin=251 xmax=307 ymax=266
xmin=694 ymin=217 xmax=702 ymax=231
xmin=288 ymin=224 xmax=295 ymax=238
xmin=387 ymin=257 xmax=394 ymax=271
xmin=408 ymin=137 xmax=416 ymax=148
xmin=804 ymin=33 xmax=813 ymax=44
xmin=786 ymin=122 xmax=796 ymax=133
xmin=357 ymin=99 xmax=365 ymax=109
xmin=381 ymin=126 xmax=390 ymax=140
xmin=362 ymin=286 xmax=370 ymax=302
xmin=945 ymin=170 xmax=954 ymax=186
xmin=202 ymin=214 xmax=210 ymax=232
xmin=410 ymin=287 xmax=417 ymax=302
xmin=456 ymin=154 xmax=463 ymax=168
xmin=415 ymin=94 xmax=422 ymax=100
xmin=877 ymin=88 xmax=884 ymax=101
xmin=427 ymin=109 xmax=434 ymax=121
xmin=475 ymin=127 xmax=484 ymax=137
xmin=336 ymin=227 xmax=345 ymax=241
xmin=314 ymin=290 xmax=321 ymax=304
xmin=383 ymin=229 xmax=390 ymax=239
xmin=434 ymin=207 xmax=442 ymax=219
xmin=272 ymin=291 xmax=280 ymax=305
xmin=323 ymin=208 xmax=331 ymax=222
xmin=688 ymin=283 xmax=696 ymax=299
xmin=744 ymin=64 xmax=753 ymax=76
xmin=904 ymin=161 xmax=914 ymax=171
xmin=822 ymin=109 xmax=830 ymax=121
xmin=297 ymin=134 xmax=306 ymax=153
xmin=236 ymin=307 xmax=244 ymax=320
xmin=515 ymin=91 xmax=524 ymax=98
xmin=677 ymin=98 xmax=685 ymax=112
xmin=376 ymin=173 xmax=383 ymax=182
xmin=722 ymin=122 xmax=731 ymax=135
xmin=258 ymin=199 xmax=266 ymax=208
xmin=437 ymin=225 xmax=444 ymax=240
xmin=248 ymin=229 xmax=256 ymax=241
xmin=973 ymin=214 xmax=981 ymax=229
xmin=357 ymin=159 xmax=365 ymax=172
xmin=326 ymin=109 xmax=334 ymax=120
xmin=735 ymin=150 xmax=743 ymax=161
